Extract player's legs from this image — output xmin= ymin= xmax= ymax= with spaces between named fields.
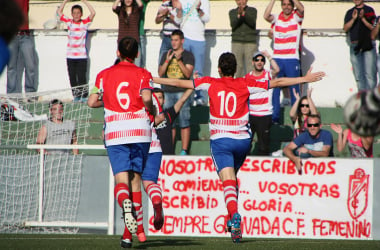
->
xmin=272 ymin=59 xmax=286 ymax=123
xmin=362 ymin=45 xmax=377 ymax=90
xmin=108 ymin=143 xmax=149 ymax=246
xmin=142 ymin=152 xmax=164 ymax=230
xmin=211 ymin=138 xmax=250 ymax=243
xmin=7 ymin=37 xmax=23 ymax=94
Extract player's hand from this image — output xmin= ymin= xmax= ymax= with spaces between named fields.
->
xmin=193 ymin=70 xmax=200 ymax=79
xmin=305 ymin=67 xmax=325 ymax=83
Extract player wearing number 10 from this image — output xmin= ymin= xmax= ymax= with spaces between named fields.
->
xmin=153 ymin=52 xmax=325 ymax=243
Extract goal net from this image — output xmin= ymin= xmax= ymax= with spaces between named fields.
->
xmin=0 ymin=87 xmax=91 ymax=233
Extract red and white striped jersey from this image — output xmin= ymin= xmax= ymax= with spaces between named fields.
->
xmin=60 ymin=15 xmax=92 ymax=59
xmin=194 ymin=76 xmax=269 ymax=140
xmin=94 ymin=61 xmax=154 ymax=146
xmin=271 ymin=10 xmax=303 ymax=59
xmin=245 ymin=70 xmax=273 ymax=116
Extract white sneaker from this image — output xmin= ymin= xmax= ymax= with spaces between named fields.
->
xmin=122 ymin=199 xmax=137 ymax=234
xmin=272 ymin=149 xmax=283 ymax=157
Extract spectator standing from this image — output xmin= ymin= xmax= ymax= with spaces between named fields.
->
xmin=344 ymin=0 xmax=377 ymax=91
xmin=283 ymin=114 xmax=334 ymax=175
xmin=155 ymin=0 xmax=182 ymax=64
xmin=245 ymin=51 xmax=279 ymax=155
xmin=0 ymin=0 xmax=24 ymax=74
xmin=139 ymin=0 xmax=150 ymax=68
xmin=289 ymin=88 xmax=318 ymax=138
xmin=7 ymin=0 xmax=38 ymax=95
xmin=371 ymin=16 xmax=380 ymax=85
xmin=180 ymin=0 xmax=210 ymax=106
xmin=229 ymin=0 xmax=257 ymax=78
xmin=113 ymin=0 xmax=143 ymax=66
xmin=87 ymin=37 xmax=155 ymax=248
xmin=331 ymin=123 xmax=373 ymax=158
xmin=264 ymin=0 xmax=304 ymax=124
xmin=57 ymin=0 xmax=96 ymax=103
xmin=158 ymin=29 xmax=194 ymax=155
xmin=36 ymin=99 xmax=78 ymax=155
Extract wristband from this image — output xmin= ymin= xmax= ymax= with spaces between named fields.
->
xmin=165 ymin=60 xmax=169 ymax=64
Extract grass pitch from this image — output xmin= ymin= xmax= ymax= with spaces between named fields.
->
xmin=1 ymin=234 xmax=380 ymax=250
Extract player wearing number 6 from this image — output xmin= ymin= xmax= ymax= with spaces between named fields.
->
xmin=153 ymin=52 xmax=325 ymax=243
xmin=88 ymin=36 xmax=156 ymax=248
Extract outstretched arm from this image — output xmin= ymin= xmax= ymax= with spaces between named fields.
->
xmin=269 ymin=68 xmax=325 ymax=88
xmin=153 ymin=77 xmax=194 ymax=89
xmin=82 ymin=0 xmax=96 ymax=20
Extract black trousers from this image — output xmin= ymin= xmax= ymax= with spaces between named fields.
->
xmin=67 ymin=58 xmax=88 ymax=98
xmin=249 ymin=115 xmax=272 ymax=156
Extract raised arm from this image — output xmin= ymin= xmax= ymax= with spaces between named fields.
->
xmin=153 ymin=77 xmax=194 ymax=89
xmin=82 ymin=0 xmax=96 ymax=20
xmin=289 ymin=88 xmax=300 ymax=121
xmin=293 ymin=0 xmax=304 ymax=16
xmin=262 ymin=50 xmax=279 ymax=77
xmin=269 ymin=68 xmax=325 ymax=88
xmin=331 ymin=124 xmax=347 ymax=152
xmin=173 ymin=89 xmax=194 ymax=113
xmin=112 ymin=0 xmax=121 ymax=11
xmin=306 ymin=88 xmax=317 ymax=115
xmin=263 ymin=0 xmax=275 ymax=23
xmin=136 ymin=0 xmax=143 ymax=8
xmin=57 ymin=0 xmax=69 ymax=17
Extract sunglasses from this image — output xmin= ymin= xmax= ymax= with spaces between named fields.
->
xmin=254 ymin=58 xmax=265 ymax=62
xmin=300 ymin=104 xmax=309 ymax=108
xmin=307 ymin=123 xmax=320 ymax=128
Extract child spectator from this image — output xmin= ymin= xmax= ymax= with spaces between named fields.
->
xmin=331 ymin=123 xmax=373 ymax=158
xmin=57 ymin=0 xmax=96 ymax=103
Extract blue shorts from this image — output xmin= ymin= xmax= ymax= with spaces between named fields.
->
xmin=163 ymin=92 xmax=191 ymax=128
xmin=210 ymin=138 xmax=251 ymax=174
xmin=142 ymin=152 xmax=162 ymax=183
xmin=107 ymin=143 xmax=150 ymax=175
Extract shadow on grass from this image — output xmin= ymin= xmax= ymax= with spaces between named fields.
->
xmin=134 ymin=238 xmax=202 ymax=249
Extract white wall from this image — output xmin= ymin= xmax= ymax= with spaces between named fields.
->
xmin=0 ymin=29 xmax=376 ymax=107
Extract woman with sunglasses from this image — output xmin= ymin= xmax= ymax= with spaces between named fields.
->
xmin=289 ymin=88 xmax=318 ymax=138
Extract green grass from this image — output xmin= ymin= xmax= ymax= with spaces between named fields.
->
xmin=1 ymin=234 xmax=380 ymax=250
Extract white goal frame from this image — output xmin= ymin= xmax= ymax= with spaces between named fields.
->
xmin=24 ymin=144 xmax=115 ymax=235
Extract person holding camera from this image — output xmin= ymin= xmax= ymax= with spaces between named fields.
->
xmin=158 ymin=29 xmax=194 ymax=155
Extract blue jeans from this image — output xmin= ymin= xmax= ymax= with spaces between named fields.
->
xmin=272 ymin=58 xmax=300 ymax=123
xmin=184 ymin=38 xmax=208 ymax=104
xmin=7 ymin=34 xmax=38 ymax=93
xmin=139 ymin=34 xmax=147 ymax=68
xmin=163 ymin=92 xmax=191 ymax=128
xmin=158 ymin=34 xmax=172 ymax=65
xmin=349 ymin=42 xmax=377 ymax=91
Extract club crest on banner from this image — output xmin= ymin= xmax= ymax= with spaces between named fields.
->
xmin=347 ymin=168 xmax=369 ymax=220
